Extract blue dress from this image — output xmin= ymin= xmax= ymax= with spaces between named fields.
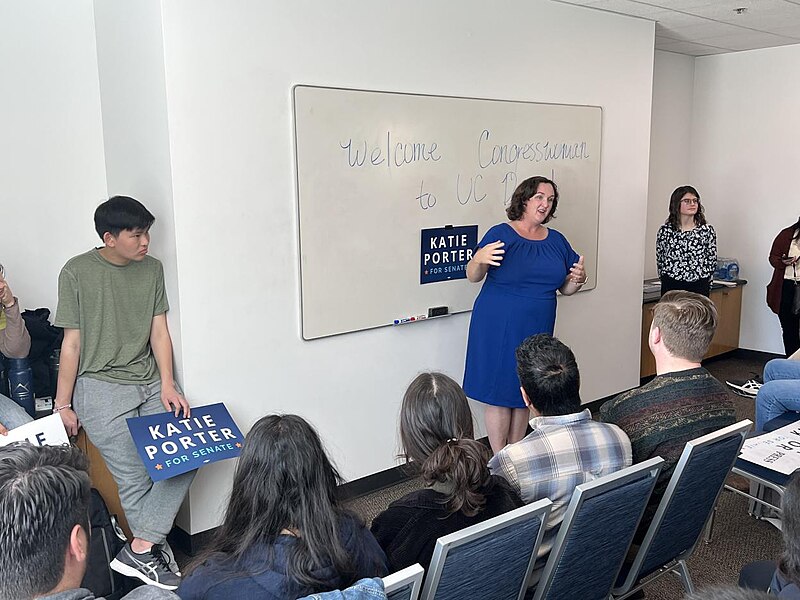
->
xmin=464 ymin=223 xmax=579 ymax=408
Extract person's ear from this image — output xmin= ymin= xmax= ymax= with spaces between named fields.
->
xmin=102 ymin=231 xmax=117 ymax=247
xmin=649 ymin=325 xmax=661 ymax=348
xmin=69 ymin=524 xmax=89 ymax=563
xmin=520 ymin=386 xmax=531 ymax=407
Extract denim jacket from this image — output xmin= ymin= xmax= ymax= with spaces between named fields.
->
xmin=300 ymin=577 xmax=386 ymax=599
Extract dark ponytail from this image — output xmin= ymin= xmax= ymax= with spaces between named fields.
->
xmin=400 ymin=373 xmax=492 ymax=517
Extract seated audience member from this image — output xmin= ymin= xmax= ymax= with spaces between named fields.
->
xmin=0 ymin=269 xmax=33 ymax=434
xmin=0 ymin=442 xmax=176 ymax=600
xmin=488 ymin=333 xmax=632 ymax=579
xmin=178 ymin=414 xmax=387 ymax=600
xmin=754 ymin=358 xmax=800 ymax=431
xmin=738 ymin=472 xmax=800 ymax=597
xmin=600 ymin=291 xmax=736 ymax=521
xmin=370 ymin=372 xmax=523 ymax=572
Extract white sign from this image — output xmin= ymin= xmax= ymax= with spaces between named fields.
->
xmin=739 ymin=423 xmax=800 ymax=475
xmin=0 ymin=414 xmax=69 ymax=448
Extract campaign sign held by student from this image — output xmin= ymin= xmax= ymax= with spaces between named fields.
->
xmin=127 ymin=402 xmax=244 ymax=481
xmin=0 ymin=413 xmax=69 ymax=448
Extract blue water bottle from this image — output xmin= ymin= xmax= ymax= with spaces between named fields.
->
xmin=7 ymin=357 xmax=35 ymax=417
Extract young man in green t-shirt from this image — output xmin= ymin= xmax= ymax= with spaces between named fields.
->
xmin=54 ymin=196 xmax=195 ymax=591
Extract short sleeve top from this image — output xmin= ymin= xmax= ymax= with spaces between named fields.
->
xmin=478 ymin=223 xmax=580 ymax=297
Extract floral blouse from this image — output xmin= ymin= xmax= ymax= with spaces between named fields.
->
xmin=656 ymin=223 xmax=717 ymax=282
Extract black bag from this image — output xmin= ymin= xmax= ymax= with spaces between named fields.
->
xmin=793 ymin=281 xmax=800 ymax=315
xmin=81 ymin=489 xmax=139 ymax=600
xmin=20 ymin=308 xmax=63 ymax=398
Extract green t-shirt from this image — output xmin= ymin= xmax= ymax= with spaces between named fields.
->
xmin=55 ymin=248 xmax=169 ymax=384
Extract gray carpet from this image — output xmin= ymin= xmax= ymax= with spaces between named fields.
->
xmin=344 ymin=352 xmax=785 ymax=599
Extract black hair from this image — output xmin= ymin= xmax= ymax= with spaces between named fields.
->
xmin=185 ymin=415 xmax=360 ymax=593
xmin=515 ymin=333 xmax=581 ymax=416
xmin=0 ymin=443 xmax=90 ymax=600
xmin=94 ymin=196 xmax=155 ymax=240
xmin=792 ymin=217 xmax=800 ymax=242
xmin=506 ymin=176 xmax=559 ymax=223
xmin=780 ymin=472 xmax=800 ymax=585
xmin=400 ymin=372 xmax=492 ymax=517
xmin=666 ymin=185 xmax=706 ymax=230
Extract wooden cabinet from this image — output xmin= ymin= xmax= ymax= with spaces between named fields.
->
xmin=76 ymin=430 xmax=132 ymax=539
xmin=640 ymin=285 xmax=743 ymax=378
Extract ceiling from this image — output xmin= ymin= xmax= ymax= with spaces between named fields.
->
xmin=554 ymin=0 xmax=800 ymax=56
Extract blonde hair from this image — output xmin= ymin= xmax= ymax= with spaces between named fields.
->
xmin=652 ymin=291 xmax=717 ymax=362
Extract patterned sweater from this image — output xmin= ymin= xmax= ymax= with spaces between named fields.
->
xmin=656 ymin=223 xmax=717 ymax=282
xmin=599 ymin=367 xmax=736 ymax=523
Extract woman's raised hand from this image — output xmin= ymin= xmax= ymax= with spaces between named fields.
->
xmin=473 ymin=241 xmax=505 ymax=267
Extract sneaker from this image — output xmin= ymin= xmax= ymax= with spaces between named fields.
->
xmin=110 ymin=543 xmax=181 ymax=590
xmin=161 ymin=540 xmax=181 ymax=576
xmin=725 ymin=378 xmax=763 ymax=398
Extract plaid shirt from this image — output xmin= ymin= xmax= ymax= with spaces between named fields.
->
xmin=488 ymin=409 xmax=632 ymax=573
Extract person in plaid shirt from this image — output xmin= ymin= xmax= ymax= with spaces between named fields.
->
xmin=488 ymin=333 xmax=632 ymax=582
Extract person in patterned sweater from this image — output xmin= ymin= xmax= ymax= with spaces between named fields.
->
xmin=600 ymin=290 xmax=735 ymax=526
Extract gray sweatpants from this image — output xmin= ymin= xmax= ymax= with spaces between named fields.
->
xmin=73 ymin=377 xmax=196 ymax=544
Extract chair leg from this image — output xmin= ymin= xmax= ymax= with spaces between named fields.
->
xmin=704 ymin=503 xmax=717 ymax=544
xmin=675 ymin=560 xmax=695 ymax=595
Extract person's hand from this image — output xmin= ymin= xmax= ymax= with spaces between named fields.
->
xmin=58 ymin=408 xmax=81 ymax=436
xmin=782 ymin=255 xmax=799 ymax=266
xmin=0 ymin=422 xmax=8 ymax=436
xmin=162 ymin=384 xmax=190 ymax=418
xmin=0 ymin=274 xmax=14 ymax=308
xmin=568 ymin=256 xmax=587 ymax=284
xmin=473 ymin=241 xmax=505 ymax=267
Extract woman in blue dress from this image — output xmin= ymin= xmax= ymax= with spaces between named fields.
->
xmin=464 ymin=176 xmax=587 ymax=453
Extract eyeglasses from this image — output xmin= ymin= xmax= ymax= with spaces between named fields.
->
xmin=681 ymin=198 xmax=700 ymax=205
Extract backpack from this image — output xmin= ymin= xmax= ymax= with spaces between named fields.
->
xmin=20 ymin=308 xmax=63 ymax=398
xmin=81 ymin=488 xmax=140 ymax=600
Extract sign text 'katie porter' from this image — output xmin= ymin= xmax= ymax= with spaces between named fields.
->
xmin=126 ymin=403 xmax=244 ymax=482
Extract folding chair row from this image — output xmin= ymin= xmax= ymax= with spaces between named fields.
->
xmin=328 ymin=418 xmax=750 ymax=600
xmin=416 ymin=419 xmax=750 ymax=600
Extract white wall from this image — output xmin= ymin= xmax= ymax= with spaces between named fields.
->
xmin=645 ymin=51 xmax=695 ymax=280
xmin=0 ymin=1 xmax=107 ymax=312
xmin=0 ymin=0 xmax=657 ymax=536
xmin=692 ymin=44 xmax=800 ymax=354
xmin=159 ymin=0 xmax=656 ymax=533
xmin=92 ymin=0 xmax=189 ymax=529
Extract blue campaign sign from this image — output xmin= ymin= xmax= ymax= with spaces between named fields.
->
xmin=420 ymin=225 xmax=478 ymax=284
xmin=126 ymin=403 xmax=244 ymax=482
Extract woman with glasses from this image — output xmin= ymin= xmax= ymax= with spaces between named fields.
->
xmin=656 ymin=185 xmax=717 ymax=296
xmin=767 ymin=217 xmax=800 ymax=356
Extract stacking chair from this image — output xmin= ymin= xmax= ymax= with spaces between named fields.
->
xmin=611 ymin=420 xmax=752 ymax=599
xmin=419 ymin=498 xmax=552 ymax=600
xmin=532 ymin=457 xmax=664 ymax=600
xmin=384 ymin=564 xmax=424 ymax=600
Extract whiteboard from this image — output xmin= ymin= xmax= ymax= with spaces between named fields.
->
xmin=293 ymin=86 xmax=601 ymax=340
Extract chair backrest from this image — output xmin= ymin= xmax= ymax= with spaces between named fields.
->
xmin=614 ymin=420 xmax=752 ymax=594
xmin=419 ymin=498 xmax=552 ymax=600
xmin=384 ymin=564 xmax=424 ymax=600
xmin=533 ymin=457 xmax=664 ymax=600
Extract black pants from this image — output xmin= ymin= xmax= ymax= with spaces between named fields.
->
xmin=660 ymin=274 xmax=711 ymax=297
xmin=779 ymin=279 xmax=800 ymax=357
